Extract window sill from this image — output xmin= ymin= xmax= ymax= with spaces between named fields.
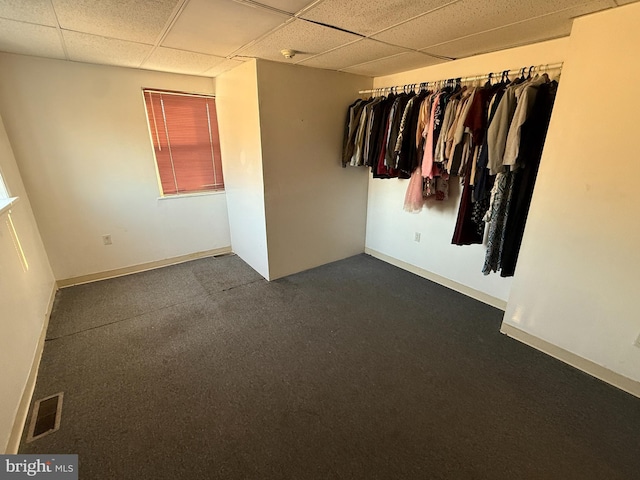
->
xmin=0 ymin=197 xmax=19 ymax=217
xmin=157 ymin=190 xmax=225 ymax=201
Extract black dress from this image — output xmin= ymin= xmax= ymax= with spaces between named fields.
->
xmin=500 ymin=81 xmax=558 ymax=277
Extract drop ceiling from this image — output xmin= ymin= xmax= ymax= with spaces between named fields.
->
xmin=0 ymin=0 xmax=632 ymax=78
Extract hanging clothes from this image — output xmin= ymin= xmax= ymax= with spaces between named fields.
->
xmin=473 ymin=84 xmax=507 ymax=203
xmin=385 ymin=94 xmax=410 ymax=169
xmin=470 ymin=83 xmax=508 ymax=238
xmin=482 ymin=171 xmax=516 ymax=274
xmin=397 ymin=90 xmax=428 ymax=175
xmin=502 ymin=75 xmax=548 ymax=171
xmin=421 ymin=92 xmax=442 ymax=178
xmin=393 ymin=93 xmax=419 ymax=172
xmin=451 ymin=84 xmax=494 ymax=245
xmin=483 ymin=75 xmax=556 ymax=276
xmin=499 ymin=80 xmax=558 ymax=276
xmin=342 ymin=99 xmax=365 ymax=167
xmin=404 ymin=166 xmax=425 ymax=212
xmin=452 ymin=156 xmax=483 ymax=245
xmin=434 ymin=95 xmax=458 ymax=164
xmin=363 ymin=97 xmax=387 ymax=167
xmin=350 ymin=98 xmax=376 ymax=166
xmin=341 ymin=66 xmax=560 ymax=277
xmin=447 ymin=87 xmax=476 ymax=176
xmin=486 ymin=83 xmax=519 ymax=175
xmin=369 ymin=94 xmax=396 ymax=174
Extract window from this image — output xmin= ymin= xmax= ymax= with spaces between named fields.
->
xmin=143 ymin=89 xmax=224 ymax=196
xmin=0 ymin=168 xmax=18 ymax=216
xmin=0 ymin=170 xmax=8 ymax=199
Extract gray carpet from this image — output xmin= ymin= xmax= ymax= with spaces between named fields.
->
xmin=20 ymin=254 xmax=640 ymax=479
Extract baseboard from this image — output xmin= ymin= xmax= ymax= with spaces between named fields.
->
xmin=57 ymin=247 xmax=233 ymax=288
xmin=5 ymin=282 xmax=58 ymax=454
xmin=501 ymin=323 xmax=640 ymax=399
xmin=365 ymin=248 xmax=507 ymax=310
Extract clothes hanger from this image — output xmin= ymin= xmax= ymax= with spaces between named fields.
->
xmin=485 ymin=72 xmax=493 ymax=88
xmin=450 ymin=78 xmax=467 ymax=99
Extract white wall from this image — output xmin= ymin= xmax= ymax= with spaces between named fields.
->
xmin=0 ymin=111 xmax=56 ymax=452
xmin=0 ymin=53 xmax=231 ymax=282
xmin=366 ymin=38 xmax=569 ymax=304
xmin=503 ymin=4 xmax=640 ymax=383
xmin=256 ymin=60 xmax=372 ymax=280
xmin=216 ymin=60 xmax=270 ymax=279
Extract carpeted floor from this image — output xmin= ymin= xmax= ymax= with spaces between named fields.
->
xmin=20 ymin=254 xmax=640 ymax=479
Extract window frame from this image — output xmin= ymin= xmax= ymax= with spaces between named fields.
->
xmin=0 ymin=166 xmax=18 ymax=217
xmin=0 ymin=166 xmax=9 ymax=199
xmin=142 ymin=88 xmax=224 ymax=198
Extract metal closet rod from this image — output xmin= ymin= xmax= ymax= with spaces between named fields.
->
xmin=358 ymin=62 xmax=564 ymax=95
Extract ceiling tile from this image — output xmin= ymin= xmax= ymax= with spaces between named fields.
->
xmin=374 ymin=0 xmax=614 ymax=51
xmin=0 ymin=18 xmax=65 ymax=59
xmin=234 ymin=0 xmax=316 ymax=14
xmin=63 ymin=30 xmax=152 ymax=67
xmin=423 ymin=1 xmax=614 ymax=59
xmin=342 ymin=52 xmax=445 ymax=77
xmin=298 ymin=39 xmax=408 ymax=70
xmin=51 ymin=0 xmax=179 ymax=44
xmin=162 ymin=0 xmax=289 ymax=57
xmin=142 ymin=47 xmax=227 ymax=75
xmin=201 ymin=58 xmax=247 ymax=77
xmin=301 ymin=0 xmax=457 ymax=36
xmin=0 ymin=0 xmax=57 ymax=26
xmin=237 ymin=18 xmax=360 ymax=63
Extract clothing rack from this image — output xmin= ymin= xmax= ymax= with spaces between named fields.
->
xmin=358 ymin=62 xmax=563 ymax=95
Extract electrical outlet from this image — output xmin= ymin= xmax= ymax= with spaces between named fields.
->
xmin=102 ymin=234 xmax=112 ymax=245
xmin=414 ymin=232 xmax=421 ymax=242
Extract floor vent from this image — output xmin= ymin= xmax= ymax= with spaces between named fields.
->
xmin=26 ymin=392 xmax=64 ymax=443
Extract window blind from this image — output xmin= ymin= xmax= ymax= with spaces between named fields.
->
xmin=143 ymin=90 xmax=224 ymax=195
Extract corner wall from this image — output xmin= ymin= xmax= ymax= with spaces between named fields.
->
xmin=256 ymin=61 xmax=372 ymax=280
xmin=0 ymin=53 xmax=231 ymax=282
xmin=365 ymin=38 xmax=569 ymax=305
xmin=502 ymin=3 xmax=640 ymax=388
xmin=216 ymin=60 xmax=270 ymax=278
xmin=0 ymin=111 xmax=56 ymax=453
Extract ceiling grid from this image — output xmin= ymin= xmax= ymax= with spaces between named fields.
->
xmin=0 ymin=0 xmax=629 ymax=77
xmin=48 ymin=0 xmax=69 ymax=60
